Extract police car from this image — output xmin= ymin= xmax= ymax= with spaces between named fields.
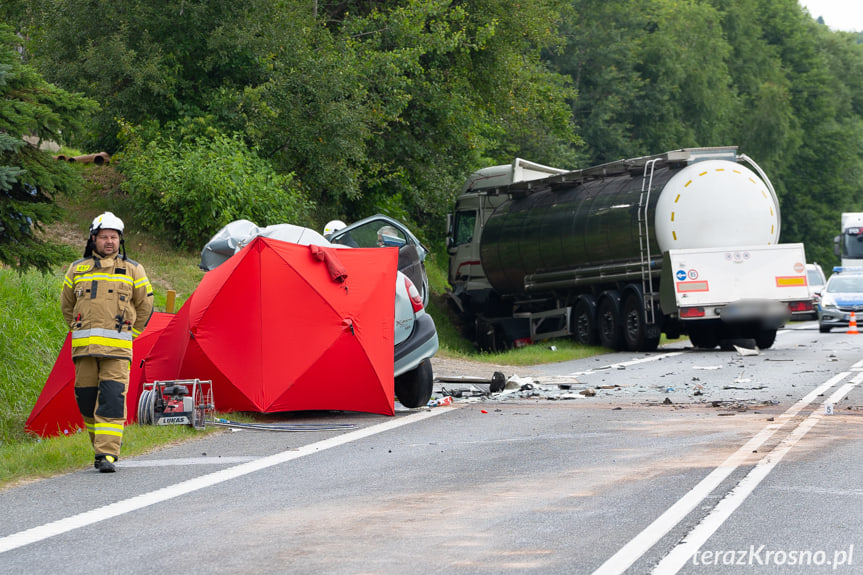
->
xmin=817 ymin=266 xmax=863 ymax=333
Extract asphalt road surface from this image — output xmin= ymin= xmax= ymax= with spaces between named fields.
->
xmin=1 ymin=320 xmax=861 ymax=574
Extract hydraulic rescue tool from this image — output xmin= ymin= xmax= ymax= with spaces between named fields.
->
xmin=137 ymin=379 xmax=214 ymax=428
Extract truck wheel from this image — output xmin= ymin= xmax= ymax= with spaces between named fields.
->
xmin=622 ymin=292 xmax=660 ymax=352
xmin=754 ymin=329 xmax=777 ymax=349
xmin=572 ymin=297 xmax=599 ymax=346
xmin=475 ymin=318 xmax=507 ymax=352
xmin=597 ymin=292 xmax=625 ymax=350
xmin=395 ymin=361 xmax=434 ymax=408
xmin=688 ymin=326 xmax=719 ymax=349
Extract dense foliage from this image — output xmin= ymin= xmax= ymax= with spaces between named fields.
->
xmin=2 ymin=0 xmax=863 ymax=267
xmin=119 ymin=127 xmax=313 ymax=248
xmin=0 ymin=24 xmax=96 ymax=271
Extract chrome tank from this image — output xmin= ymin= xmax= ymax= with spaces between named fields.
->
xmin=479 ymin=159 xmax=780 ymax=295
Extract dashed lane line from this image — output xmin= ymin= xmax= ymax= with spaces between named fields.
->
xmin=591 ymin=370 xmax=853 ymax=575
xmin=563 ymin=351 xmax=685 ymax=377
xmin=651 ymin=374 xmax=862 ymax=573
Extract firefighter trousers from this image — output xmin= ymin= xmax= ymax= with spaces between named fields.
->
xmin=73 ymin=356 xmax=130 ymax=459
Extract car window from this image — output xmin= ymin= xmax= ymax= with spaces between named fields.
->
xmin=827 ymin=276 xmax=863 ymax=292
xmin=453 ymin=211 xmax=477 ymax=246
xmin=807 ymin=267 xmax=825 ymax=285
xmin=331 ymin=220 xmax=406 ymax=249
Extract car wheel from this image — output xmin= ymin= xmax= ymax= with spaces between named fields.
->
xmin=819 ymin=324 xmax=832 ymax=333
xmin=395 ymin=360 xmax=434 ymax=408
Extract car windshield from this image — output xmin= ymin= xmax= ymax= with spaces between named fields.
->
xmin=843 ymin=230 xmax=863 ymax=259
xmin=826 ymin=275 xmax=863 ymax=293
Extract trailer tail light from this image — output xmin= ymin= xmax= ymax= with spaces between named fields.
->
xmin=680 ymin=307 xmax=705 ymax=318
xmin=788 ymin=300 xmax=814 ymax=313
xmin=405 ymin=277 xmax=424 ymax=312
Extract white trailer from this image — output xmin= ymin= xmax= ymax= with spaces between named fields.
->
xmin=835 ymin=213 xmax=863 ymax=267
xmin=660 ymin=243 xmax=810 ymax=348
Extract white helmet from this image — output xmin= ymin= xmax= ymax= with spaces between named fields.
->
xmin=323 ymin=219 xmax=346 ymax=236
xmin=90 ymin=211 xmax=125 ymax=235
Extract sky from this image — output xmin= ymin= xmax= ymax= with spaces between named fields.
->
xmin=799 ymin=0 xmax=863 ymax=32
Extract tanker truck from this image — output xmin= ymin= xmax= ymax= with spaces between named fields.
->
xmin=446 ymin=147 xmax=812 ymax=352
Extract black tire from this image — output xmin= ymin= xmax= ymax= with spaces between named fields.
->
xmin=475 ymin=318 xmax=507 ymax=352
xmin=819 ymin=324 xmax=832 ymax=333
xmin=597 ymin=291 xmax=624 ymax=350
xmin=664 ymin=320 xmax=683 ymax=340
xmin=754 ymin=329 xmax=777 ymax=349
xmin=572 ymin=297 xmax=599 ymax=346
xmin=688 ymin=325 xmax=719 ymax=349
xmin=720 ymin=338 xmax=756 ymax=351
xmin=395 ymin=360 xmax=434 ymax=408
xmin=621 ymin=291 xmax=661 ymax=352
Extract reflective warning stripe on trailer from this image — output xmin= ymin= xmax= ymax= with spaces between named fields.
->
xmin=676 ymin=281 xmax=710 ymax=292
xmin=776 ymin=276 xmax=807 ymax=287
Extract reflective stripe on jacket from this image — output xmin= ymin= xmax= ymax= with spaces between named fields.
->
xmin=61 ymin=254 xmax=154 ymax=360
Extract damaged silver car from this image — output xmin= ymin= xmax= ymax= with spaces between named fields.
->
xmin=200 ymin=218 xmax=439 ymax=408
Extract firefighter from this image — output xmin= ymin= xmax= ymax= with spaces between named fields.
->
xmin=60 ymin=212 xmax=154 ymax=473
xmin=322 ymin=219 xmax=346 ymax=238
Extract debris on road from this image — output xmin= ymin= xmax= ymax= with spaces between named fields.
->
xmin=429 ymin=353 xmax=788 ymax=408
xmin=734 ymin=345 xmax=760 ymax=356
xmin=435 ymin=371 xmax=507 ymax=393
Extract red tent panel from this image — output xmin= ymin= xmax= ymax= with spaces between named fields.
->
xmin=142 ymin=238 xmax=396 ymax=416
xmin=25 ymin=312 xmax=175 ymax=438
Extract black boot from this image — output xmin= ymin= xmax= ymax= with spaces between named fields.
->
xmin=95 ymin=455 xmax=117 ymax=473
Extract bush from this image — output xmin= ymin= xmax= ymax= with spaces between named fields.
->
xmin=119 ymin=131 xmax=314 ymax=248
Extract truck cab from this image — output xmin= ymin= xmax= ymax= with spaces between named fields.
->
xmin=447 ymin=158 xmax=568 ymax=315
xmin=834 ymin=213 xmax=863 ymax=267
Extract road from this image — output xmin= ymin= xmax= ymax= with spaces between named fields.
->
xmin=1 ymin=321 xmax=861 ymax=574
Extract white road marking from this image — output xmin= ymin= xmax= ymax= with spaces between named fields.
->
xmin=591 ymin=371 xmax=853 ymax=575
xmin=0 ymin=408 xmax=452 ymax=554
xmin=120 ymin=456 xmax=259 ymax=467
xmin=565 ymin=351 xmax=685 ymax=377
xmin=652 ymin=375 xmax=862 ymax=574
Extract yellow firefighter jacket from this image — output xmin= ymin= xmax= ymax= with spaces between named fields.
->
xmin=61 ymin=253 xmax=154 ymax=360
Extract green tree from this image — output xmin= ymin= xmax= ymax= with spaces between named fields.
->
xmin=119 ymin=128 xmax=314 ymax=248
xmin=0 ymin=24 xmax=97 ymax=271
xmin=26 ymin=0 xmax=270 ymax=150
xmin=26 ymin=0 xmax=580 ymax=235
xmin=230 ymin=0 xmax=579 ymax=229
xmin=551 ymin=0 xmax=648 ymax=163
xmin=741 ymin=0 xmax=863 ymax=265
xmin=554 ymin=0 xmax=740 ymax=163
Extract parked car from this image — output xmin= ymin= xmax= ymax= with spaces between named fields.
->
xmin=817 ymin=269 xmax=863 ymax=333
xmin=792 ymin=263 xmax=826 ymax=321
xmin=200 ymin=219 xmax=439 ymax=408
xmin=807 ymin=263 xmax=826 ymax=299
